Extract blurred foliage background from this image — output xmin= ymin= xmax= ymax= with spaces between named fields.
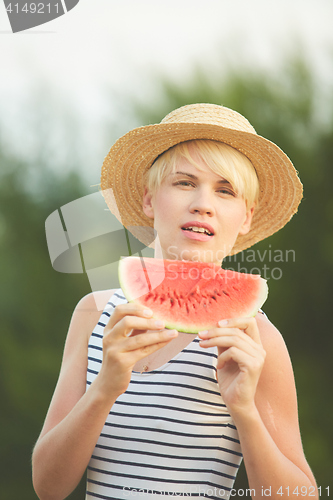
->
xmin=0 ymin=53 xmax=332 ymax=498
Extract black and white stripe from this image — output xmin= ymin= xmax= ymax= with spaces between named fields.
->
xmin=86 ymin=290 xmax=243 ymax=500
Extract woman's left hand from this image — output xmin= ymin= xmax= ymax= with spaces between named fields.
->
xmin=198 ymin=317 xmax=266 ymax=415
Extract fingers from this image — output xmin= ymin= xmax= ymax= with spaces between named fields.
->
xmin=110 ymin=314 xmax=166 ymax=339
xmin=102 ymin=328 xmax=178 ymax=374
xmin=197 ymin=316 xmax=265 ymax=371
xmin=106 ymin=302 xmax=154 ymax=330
xmin=199 ymin=316 xmax=262 ymax=345
xmin=124 ymin=329 xmax=178 ymax=353
xmin=199 ymin=332 xmax=261 ymax=356
xmin=105 ymin=302 xmax=163 ymax=338
xmin=103 ymin=302 xmax=179 ymax=357
xmin=215 ymin=344 xmax=265 ymax=371
xmin=97 ymin=301 xmax=178 ymax=398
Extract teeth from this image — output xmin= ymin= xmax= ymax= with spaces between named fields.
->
xmin=185 ymin=226 xmax=212 ymax=235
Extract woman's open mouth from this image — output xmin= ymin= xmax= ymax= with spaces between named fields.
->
xmin=181 ymin=222 xmax=214 ymax=241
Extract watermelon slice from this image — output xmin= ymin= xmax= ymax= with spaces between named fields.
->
xmin=119 ymin=257 xmax=268 ymax=334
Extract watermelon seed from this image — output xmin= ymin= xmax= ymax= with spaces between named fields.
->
xmin=222 ymin=291 xmax=230 ymax=297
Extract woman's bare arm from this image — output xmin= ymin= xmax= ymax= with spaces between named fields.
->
xmin=32 ymin=291 xmax=178 ymax=500
xmin=236 ymin=314 xmax=317 ymax=498
xmin=198 ymin=313 xmax=317 ymax=499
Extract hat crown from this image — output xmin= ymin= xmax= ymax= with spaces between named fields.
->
xmin=161 ymin=103 xmax=257 ymax=135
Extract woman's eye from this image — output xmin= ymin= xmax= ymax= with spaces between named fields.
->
xmin=218 ymin=188 xmax=236 ymax=196
xmin=174 ymin=181 xmax=195 ymax=187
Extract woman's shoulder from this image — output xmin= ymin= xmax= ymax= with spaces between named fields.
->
xmin=75 ymin=289 xmax=117 ymax=313
xmin=69 ymin=289 xmax=117 ymax=345
xmin=255 ymin=311 xmax=296 ymax=398
xmin=255 ymin=310 xmax=288 ymax=351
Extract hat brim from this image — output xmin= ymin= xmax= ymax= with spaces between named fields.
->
xmin=101 ymin=121 xmax=303 ymax=256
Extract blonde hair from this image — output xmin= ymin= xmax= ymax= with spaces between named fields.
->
xmin=144 ymin=140 xmax=259 ymax=209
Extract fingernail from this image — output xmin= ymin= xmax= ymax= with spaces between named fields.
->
xmin=199 ymin=339 xmax=208 ymax=347
xmin=154 ymin=320 xmax=164 ymax=328
xmin=166 ymin=329 xmax=178 ymax=337
xmin=198 ymin=330 xmax=208 ymax=337
xmin=143 ymin=309 xmax=153 ymax=317
xmin=219 ymin=319 xmax=228 ymax=326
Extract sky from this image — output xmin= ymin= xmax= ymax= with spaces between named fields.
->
xmin=1 ymin=0 xmax=333 ymax=184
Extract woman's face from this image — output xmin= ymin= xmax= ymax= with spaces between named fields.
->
xmin=143 ymin=152 xmax=254 ymax=265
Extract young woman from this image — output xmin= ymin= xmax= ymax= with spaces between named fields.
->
xmin=32 ymin=104 xmax=318 ymax=500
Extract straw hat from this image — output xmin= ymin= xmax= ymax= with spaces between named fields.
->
xmin=101 ymin=103 xmax=303 ymax=255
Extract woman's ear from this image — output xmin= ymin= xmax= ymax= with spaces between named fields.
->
xmin=142 ymin=187 xmax=154 ymax=219
xmin=239 ymin=205 xmax=255 ymax=235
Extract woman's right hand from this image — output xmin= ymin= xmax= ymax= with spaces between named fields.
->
xmin=94 ymin=303 xmax=178 ymax=398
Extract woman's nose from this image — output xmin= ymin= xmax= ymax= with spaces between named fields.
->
xmin=189 ymin=189 xmax=215 ymax=216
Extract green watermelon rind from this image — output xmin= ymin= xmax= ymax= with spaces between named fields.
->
xmin=119 ymin=257 xmax=268 ymax=334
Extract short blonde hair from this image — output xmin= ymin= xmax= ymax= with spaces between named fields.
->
xmin=144 ymin=140 xmax=259 ymax=209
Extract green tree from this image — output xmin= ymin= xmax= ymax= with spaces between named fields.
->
xmin=0 ymin=152 xmax=91 ymax=498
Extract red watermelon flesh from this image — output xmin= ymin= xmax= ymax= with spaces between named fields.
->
xmin=119 ymin=257 xmax=268 ymax=334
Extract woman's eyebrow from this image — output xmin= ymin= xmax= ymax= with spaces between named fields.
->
xmin=172 ymin=171 xmax=197 ymax=179
xmin=172 ymin=171 xmax=231 ymax=184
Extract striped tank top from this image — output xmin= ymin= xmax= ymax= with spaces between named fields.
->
xmin=86 ymin=290 xmax=243 ymax=500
